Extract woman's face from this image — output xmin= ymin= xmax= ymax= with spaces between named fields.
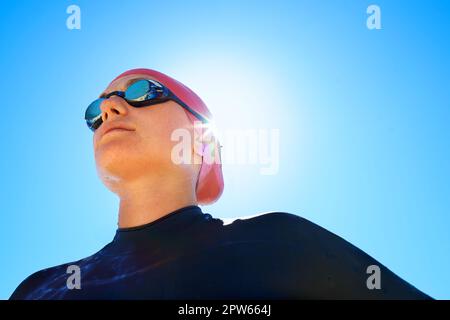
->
xmin=93 ymin=73 xmax=198 ymax=193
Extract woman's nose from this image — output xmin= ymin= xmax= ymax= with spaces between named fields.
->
xmin=100 ymin=95 xmax=129 ymax=122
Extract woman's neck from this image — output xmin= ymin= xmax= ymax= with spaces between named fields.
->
xmin=117 ymin=174 xmax=197 ymax=228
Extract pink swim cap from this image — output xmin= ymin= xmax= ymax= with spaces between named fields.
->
xmin=112 ymin=68 xmax=224 ymax=205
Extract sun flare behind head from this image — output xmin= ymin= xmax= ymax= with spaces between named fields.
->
xmin=167 ymin=51 xmax=288 ymax=141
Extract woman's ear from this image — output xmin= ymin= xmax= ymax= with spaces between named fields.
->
xmin=192 ymin=120 xmax=205 ymax=159
xmin=192 ymin=121 xmax=222 ymax=166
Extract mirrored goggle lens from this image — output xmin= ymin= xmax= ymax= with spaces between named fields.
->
xmin=125 ymin=79 xmax=160 ymax=102
xmin=85 ymin=98 xmax=104 ymax=131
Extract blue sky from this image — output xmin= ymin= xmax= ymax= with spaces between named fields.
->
xmin=0 ymin=0 xmax=449 ymax=299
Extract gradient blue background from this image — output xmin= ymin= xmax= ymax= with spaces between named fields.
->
xmin=1 ymin=0 xmax=449 ymax=299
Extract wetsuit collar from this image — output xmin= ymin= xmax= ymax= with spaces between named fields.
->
xmin=110 ymin=205 xmax=204 ymax=252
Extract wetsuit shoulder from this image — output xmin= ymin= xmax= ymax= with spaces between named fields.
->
xmin=9 ymin=262 xmax=73 ymax=300
xmin=222 ymin=211 xmax=432 ymax=299
xmin=222 ymin=211 xmax=325 ymax=243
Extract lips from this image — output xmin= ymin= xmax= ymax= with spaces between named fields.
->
xmin=98 ymin=121 xmax=135 ymax=140
xmin=104 ymin=127 xmax=133 ymax=135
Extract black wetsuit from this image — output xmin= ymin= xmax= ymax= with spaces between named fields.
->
xmin=10 ymin=206 xmax=431 ymax=299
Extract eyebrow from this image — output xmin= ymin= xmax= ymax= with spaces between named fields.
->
xmin=98 ymin=78 xmax=142 ymax=98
